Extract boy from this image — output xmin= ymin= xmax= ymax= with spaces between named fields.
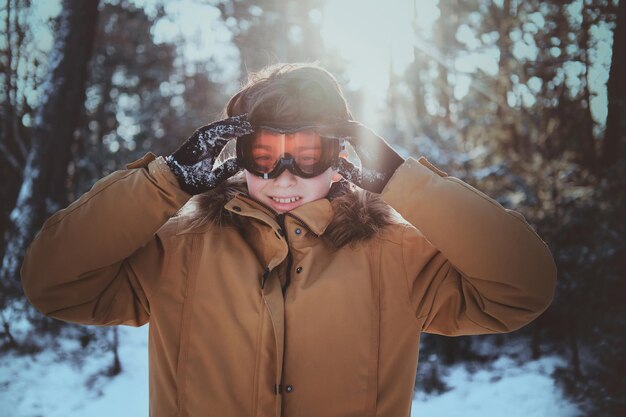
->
xmin=21 ymin=63 xmax=557 ymax=417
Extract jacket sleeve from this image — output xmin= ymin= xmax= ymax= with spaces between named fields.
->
xmin=380 ymin=157 xmax=557 ymax=336
xmin=20 ymin=152 xmax=191 ymax=327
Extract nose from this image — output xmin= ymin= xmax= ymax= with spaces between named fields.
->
xmin=273 ymin=168 xmax=298 ymax=187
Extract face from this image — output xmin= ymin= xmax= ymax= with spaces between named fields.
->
xmin=245 ymin=167 xmax=339 ymax=213
xmin=244 ymin=133 xmax=341 ymax=212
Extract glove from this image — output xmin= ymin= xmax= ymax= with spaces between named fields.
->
xmin=320 ymin=121 xmax=405 ymax=194
xmin=164 ymin=114 xmax=254 ymax=195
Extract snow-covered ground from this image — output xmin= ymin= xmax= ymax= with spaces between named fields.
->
xmin=1 ymin=326 xmax=150 ymax=417
xmin=411 ymin=355 xmax=582 ymax=417
xmin=0 ymin=325 xmax=581 ymax=417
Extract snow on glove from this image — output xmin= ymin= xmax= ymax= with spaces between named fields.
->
xmin=320 ymin=121 xmax=405 ymax=194
xmin=164 ymin=114 xmax=254 ymax=195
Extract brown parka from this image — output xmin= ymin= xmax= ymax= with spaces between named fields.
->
xmin=20 ymin=152 xmax=557 ymax=417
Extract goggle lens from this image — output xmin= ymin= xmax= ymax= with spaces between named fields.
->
xmin=238 ymin=128 xmax=340 ymax=178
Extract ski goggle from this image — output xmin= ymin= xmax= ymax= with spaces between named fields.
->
xmin=236 ymin=125 xmax=342 ymax=179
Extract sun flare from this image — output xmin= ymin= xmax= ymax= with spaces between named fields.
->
xmin=320 ymin=0 xmax=439 ymax=125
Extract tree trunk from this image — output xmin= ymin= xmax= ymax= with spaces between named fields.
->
xmin=601 ymin=0 xmax=625 ymax=169
xmin=0 ymin=0 xmax=100 ymax=318
xmin=493 ymin=0 xmax=520 ymax=157
xmin=435 ymin=0 xmax=454 ymax=128
xmin=531 ymin=321 xmax=542 ymax=360
xmin=108 ymin=327 xmax=122 ymax=376
xmin=581 ymin=3 xmax=598 ymax=174
xmin=569 ymin=328 xmax=582 ymax=379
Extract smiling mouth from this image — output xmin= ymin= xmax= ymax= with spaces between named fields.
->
xmin=270 ymin=196 xmax=301 ymax=204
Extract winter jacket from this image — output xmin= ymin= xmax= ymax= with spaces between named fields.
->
xmin=20 ymin=152 xmax=557 ymax=417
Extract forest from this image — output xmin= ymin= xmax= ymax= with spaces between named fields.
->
xmin=0 ymin=0 xmax=624 ymax=415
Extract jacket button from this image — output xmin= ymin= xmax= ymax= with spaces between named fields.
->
xmin=233 ymin=206 xmax=242 ymax=212
xmin=296 ymin=267 xmax=303 ymax=274
xmin=294 ymin=228 xmax=302 ymax=235
xmin=285 ymin=385 xmax=294 ymax=393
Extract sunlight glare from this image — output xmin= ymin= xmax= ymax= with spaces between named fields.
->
xmin=321 ymin=0 xmax=439 ymax=125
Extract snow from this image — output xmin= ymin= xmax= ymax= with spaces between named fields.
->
xmin=0 ymin=324 xmax=581 ymax=417
xmin=411 ymin=355 xmax=582 ymax=417
xmin=0 ymin=326 xmax=149 ymax=417
xmin=164 ymin=114 xmax=254 ymax=191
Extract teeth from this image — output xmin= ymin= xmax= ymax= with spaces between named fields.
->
xmin=272 ymin=196 xmax=301 ymax=204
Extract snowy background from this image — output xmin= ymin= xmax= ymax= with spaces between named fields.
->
xmin=1 ymin=0 xmax=623 ymax=415
xmin=0 ymin=326 xmax=582 ymax=417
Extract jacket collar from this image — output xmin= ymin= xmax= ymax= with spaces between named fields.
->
xmin=174 ymin=174 xmax=400 ymax=248
xmin=224 ymin=193 xmax=334 ymax=237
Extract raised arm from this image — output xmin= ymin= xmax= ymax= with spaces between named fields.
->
xmin=20 ymin=153 xmax=191 ymax=326
xmin=21 ymin=115 xmax=254 ymax=326
xmin=381 ymin=157 xmax=557 ymax=336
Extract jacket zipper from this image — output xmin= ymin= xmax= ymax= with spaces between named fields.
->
xmin=276 ymin=213 xmax=292 ymax=401
xmin=275 ymin=213 xmax=293 ymax=297
xmin=235 ymin=193 xmax=320 ymax=400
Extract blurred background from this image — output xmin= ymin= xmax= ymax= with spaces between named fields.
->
xmin=0 ymin=0 xmax=624 ymax=416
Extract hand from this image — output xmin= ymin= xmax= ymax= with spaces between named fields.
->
xmin=164 ymin=114 xmax=254 ymax=195
xmin=319 ymin=121 xmax=405 ymax=193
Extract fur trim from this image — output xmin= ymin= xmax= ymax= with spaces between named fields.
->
xmin=175 ymin=173 xmax=400 ymax=248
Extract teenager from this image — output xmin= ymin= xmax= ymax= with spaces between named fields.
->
xmin=21 ymin=62 xmax=557 ymax=417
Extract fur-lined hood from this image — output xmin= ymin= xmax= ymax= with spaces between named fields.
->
xmin=174 ymin=174 xmax=402 ymax=248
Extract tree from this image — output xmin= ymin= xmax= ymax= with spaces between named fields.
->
xmin=601 ymin=0 xmax=625 ymax=169
xmin=0 ymin=0 xmax=41 ymax=297
xmin=0 ymin=0 xmax=100 ymax=349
